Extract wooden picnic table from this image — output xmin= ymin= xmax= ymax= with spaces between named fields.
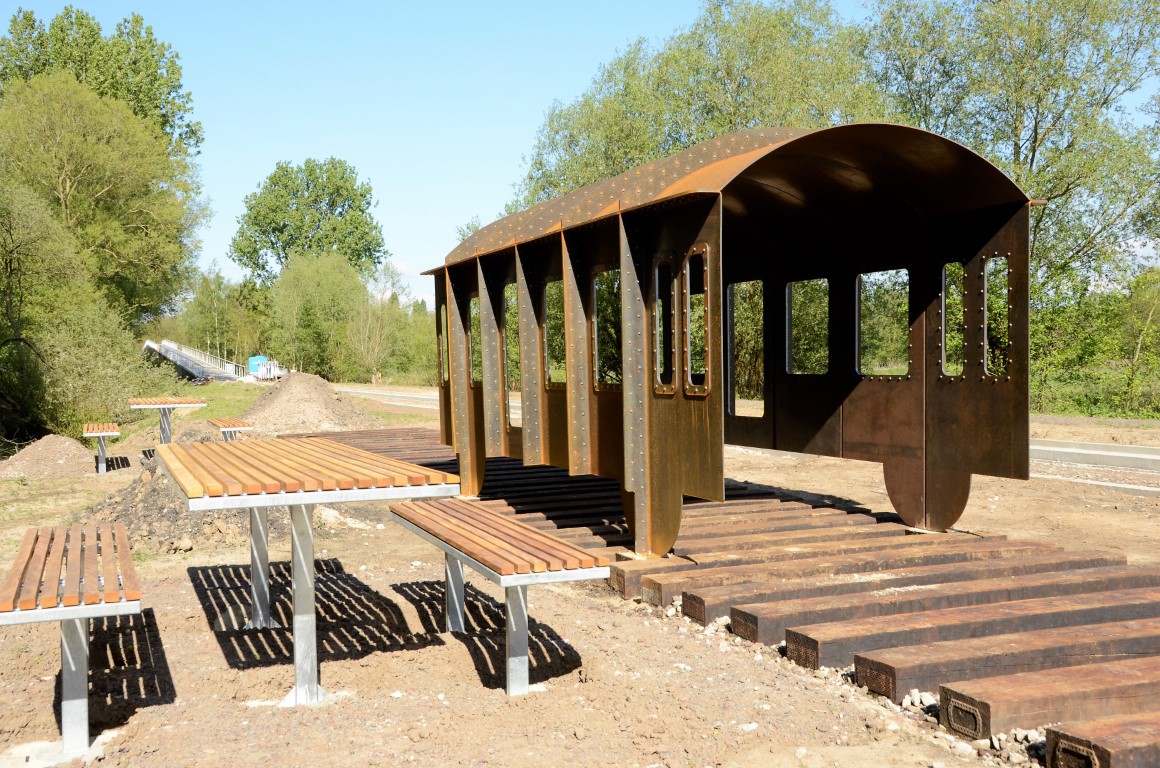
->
xmin=153 ymin=436 xmax=460 ymax=705
xmin=128 ymin=396 xmax=207 ymax=444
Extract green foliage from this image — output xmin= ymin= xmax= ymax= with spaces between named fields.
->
xmin=0 ymin=72 xmax=203 ymax=325
xmin=859 ymin=270 xmax=910 ymax=376
xmin=229 ymin=158 xmax=388 ymax=284
xmin=730 ymin=280 xmax=764 ymax=398
xmin=0 ymin=7 xmax=202 ymax=151
xmin=788 ymin=279 xmax=828 ymax=375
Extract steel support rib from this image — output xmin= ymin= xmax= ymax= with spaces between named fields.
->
xmin=244 ymin=507 xmax=280 ymax=629
xmin=505 ymin=585 xmax=529 ymax=696
xmin=281 ymin=504 xmax=324 ymax=706
xmin=96 ymin=436 xmax=107 ymax=474
xmin=60 ymin=617 xmax=89 ymax=755
xmin=445 ymin=554 xmax=465 ymax=633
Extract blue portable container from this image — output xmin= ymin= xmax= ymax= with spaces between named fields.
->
xmin=247 ymin=355 xmax=268 ymax=375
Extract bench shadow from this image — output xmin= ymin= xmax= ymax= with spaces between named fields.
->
xmin=54 ymin=608 xmax=177 ymax=733
xmin=97 ymin=456 xmax=131 ymax=472
xmin=392 ymin=580 xmax=583 ymax=690
xmin=187 ymin=559 xmax=442 ymax=670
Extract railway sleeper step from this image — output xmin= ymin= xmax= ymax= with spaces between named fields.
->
xmin=855 ymin=616 xmax=1160 ymax=702
xmin=671 ymin=516 xmax=885 ymax=556
xmin=1046 ymin=709 xmax=1160 ymax=768
xmin=641 ymin=537 xmax=1053 ymax=608
xmin=732 ymin=565 xmax=1160 ymax=647
xmin=784 ymin=586 xmax=1160 ymax=670
xmin=940 ymin=656 xmax=1160 ymax=741
xmin=685 ymin=547 xmax=1107 ymax=624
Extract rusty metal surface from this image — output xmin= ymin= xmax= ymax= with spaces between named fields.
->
xmin=1047 ymin=710 xmax=1160 ymax=768
xmin=433 ymin=123 xmax=1031 ymax=553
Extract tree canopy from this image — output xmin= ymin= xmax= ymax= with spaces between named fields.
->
xmin=229 ymin=158 xmax=388 ymax=284
xmin=0 ymin=6 xmax=202 ymax=152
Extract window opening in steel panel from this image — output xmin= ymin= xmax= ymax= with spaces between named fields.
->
xmin=685 ymin=250 xmax=708 ymax=393
xmin=469 ymin=296 xmax=482 ymax=383
xmin=593 ymin=268 xmax=622 ymax=387
xmin=787 ymin=278 xmax=829 ymax=374
xmin=943 ymin=263 xmax=966 ymax=376
xmin=858 ymin=269 xmax=909 ymax=376
xmin=503 ymin=282 xmax=521 ymax=426
xmin=653 ymin=261 xmax=675 ymax=392
xmin=439 ymin=303 xmax=449 ymax=383
xmin=729 ymin=280 xmax=764 ymax=416
xmin=544 ymin=280 xmax=566 ymax=385
xmin=985 ymin=256 xmax=1009 ymax=376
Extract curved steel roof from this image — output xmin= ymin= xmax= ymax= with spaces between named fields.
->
xmin=440 ymin=124 xmax=1027 ymax=269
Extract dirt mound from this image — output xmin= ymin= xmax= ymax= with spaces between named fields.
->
xmin=83 ymin=461 xmax=281 ymax=553
xmin=0 ymin=434 xmax=94 ymax=481
xmin=241 ymin=372 xmax=380 ymax=435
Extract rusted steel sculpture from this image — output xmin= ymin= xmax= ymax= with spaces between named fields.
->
xmin=428 ymin=124 xmax=1030 ymax=557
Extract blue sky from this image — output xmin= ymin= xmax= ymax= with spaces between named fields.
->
xmin=13 ymin=1 xmax=873 ymax=306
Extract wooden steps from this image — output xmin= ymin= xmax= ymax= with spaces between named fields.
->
xmin=1046 ymin=710 xmax=1160 ymax=768
xmin=940 ymin=657 xmax=1160 ymax=741
xmin=855 ymin=617 xmax=1160 ymax=702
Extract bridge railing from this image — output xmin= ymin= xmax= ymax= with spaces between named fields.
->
xmin=159 ymin=339 xmax=246 ymax=379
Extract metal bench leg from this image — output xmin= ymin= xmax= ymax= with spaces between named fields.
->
xmin=224 ymin=430 xmax=236 ymax=442
xmin=505 ymin=585 xmax=529 ymax=696
xmin=281 ymin=504 xmax=324 ymax=706
xmin=159 ymin=408 xmax=172 ymax=444
xmin=244 ymin=507 xmax=280 ymax=629
xmin=60 ymin=617 xmax=89 ymax=755
xmin=96 ymin=436 xmax=107 ymax=474
xmin=445 ymin=554 xmax=465 ymax=633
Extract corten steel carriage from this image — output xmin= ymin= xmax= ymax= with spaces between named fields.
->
xmin=428 ymin=124 xmax=1031 ymax=557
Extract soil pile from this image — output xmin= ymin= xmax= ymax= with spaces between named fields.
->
xmin=0 ymin=434 xmax=93 ymax=481
xmin=83 ymin=461 xmax=275 ymax=553
xmin=241 ymin=372 xmax=380 ymax=435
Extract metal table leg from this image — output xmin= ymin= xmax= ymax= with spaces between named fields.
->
xmin=505 ymin=585 xmax=529 ymax=696
xmin=224 ymin=429 xmax=236 ymax=442
xmin=96 ymin=436 xmax=107 ymax=474
xmin=445 ymin=554 xmax=465 ymax=633
xmin=244 ymin=507 xmax=280 ymax=629
xmin=60 ymin=617 xmax=89 ymax=755
xmin=281 ymin=504 xmax=324 ymax=706
xmin=159 ymin=408 xmax=173 ymax=444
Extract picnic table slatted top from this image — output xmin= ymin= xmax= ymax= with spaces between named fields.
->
xmin=0 ymin=524 xmax=141 ymax=612
xmin=129 ymin=397 xmax=206 ymax=407
xmin=82 ymin=423 xmax=120 ymax=436
xmin=391 ymin=498 xmax=611 ymax=576
xmin=208 ymin=418 xmax=255 ymax=430
xmin=155 ymin=437 xmax=459 ymax=499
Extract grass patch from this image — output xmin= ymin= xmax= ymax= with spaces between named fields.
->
xmin=111 ymin=381 xmax=269 ymax=446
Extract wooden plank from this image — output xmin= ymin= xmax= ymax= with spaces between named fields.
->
xmin=114 ymin=524 xmax=141 ymax=600
xmin=856 ymin=617 xmax=1160 ymax=702
xmin=1046 ymin=710 xmax=1160 ymax=768
xmin=431 ymin=500 xmax=569 ymax=570
xmin=17 ymin=527 xmax=52 ymax=610
xmin=284 ymin=438 xmax=404 ymax=487
xmin=940 ymin=657 xmax=1160 ymax=740
xmin=391 ymin=503 xmax=519 ymax=575
xmin=253 ymin=439 xmax=352 ymax=490
xmin=99 ymin=525 xmax=120 ymax=603
xmin=786 ymin=587 xmax=1160 ymax=670
xmin=671 ymin=516 xmax=885 ymax=556
xmin=82 ymin=523 xmax=101 ymax=604
xmin=154 ymin=444 xmax=207 ymax=498
xmin=686 ymin=549 xmax=1124 ymax=624
xmin=640 ymin=535 xmax=1039 ymax=607
xmin=310 ymin=439 xmax=436 ymax=484
xmin=227 ymin=440 xmax=309 ymax=492
xmin=196 ymin=441 xmax=283 ymax=493
xmin=61 ymin=525 xmax=83 ymax=607
xmin=0 ymin=528 xmax=38 ymax=612
xmin=173 ymin=442 xmax=247 ymax=496
xmin=239 ymin=439 xmax=334 ymax=491
xmin=733 ymin=566 xmax=1160 ymax=647
xmin=438 ymin=498 xmax=600 ymax=569
xmin=185 ymin=442 xmax=263 ymax=495
xmin=39 ymin=526 xmax=67 ymax=609
xmin=408 ymin=500 xmax=547 ymax=573
xmin=167 ymin=443 xmax=227 ymax=497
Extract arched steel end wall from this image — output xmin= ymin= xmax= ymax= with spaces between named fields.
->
xmin=431 ymin=124 xmax=1030 ymax=553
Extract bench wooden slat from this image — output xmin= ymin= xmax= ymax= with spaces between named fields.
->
xmin=442 ymin=498 xmax=600 ymax=568
xmin=186 ymin=442 xmax=263 ymax=495
xmin=392 ymin=503 xmax=521 ymax=575
xmin=423 ymin=500 xmax=560 ymax=571
xmin=373 ymin=453 xmax=456 ymax=485
xmin=61 ymin=525 xmax=83 ymax=607
xmin=433 ymin=499 xmax=575 ymax=570
xmin=99 ymin=525 xmax=120 ymax=603
xmin=283 ymin=438 xmax=400 ymax=488
xmin=311 ymin=439 xmax=427 ymax=484
xmin=82 ymin=524 xmax=100 ymax=605
xmin=176 ymin=443 xmax=247 ymax=496
xmin=40 ymin=527 xmax=68 ymax=609
xmin=208 ymin=418 xmax=254 ymax=429
xmin=114 ymin=524 xmax=141 ymax=601
xmin=406 ymin=500 xmax=540 ymax=573
xmin=18 ymin=528 xmax=53 ymax=610
xmin=253 ymin=439 xmax=351 ymax=491
xmin=0 ymin=528 xmax=38 ymax=612
xmin=227 ymin=441 xmax=310 ymax=492
xmin=242 ymin=439 xmax=338 ymax=491
xmin=166 ymin=443 xmax=226 ymax=497
xmin=196 ymin=441 xmax=282 ymax=493
xmin=82 ymin=422 xmax=120 ymax=436
xmin=154 ymin=444 xmax=207 ymax=498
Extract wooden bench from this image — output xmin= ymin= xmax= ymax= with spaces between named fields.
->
xmin=389 ymin=498 xmax=610 ymax=695
xmin=207 ymin=417 xmax=255 ymax=441
xmin=0 ymin=524 xmax=142 ymax=756
xmin=82 ymin=423 xmax=120 ymax=474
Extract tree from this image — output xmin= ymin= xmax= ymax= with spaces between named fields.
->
xmin=230 ymin=158 xmax=388 ymax=284
xmin=0 ymin=71 xmax=203 ymax=325
xmin=0 ymin=7 xmax=203 ymax=152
